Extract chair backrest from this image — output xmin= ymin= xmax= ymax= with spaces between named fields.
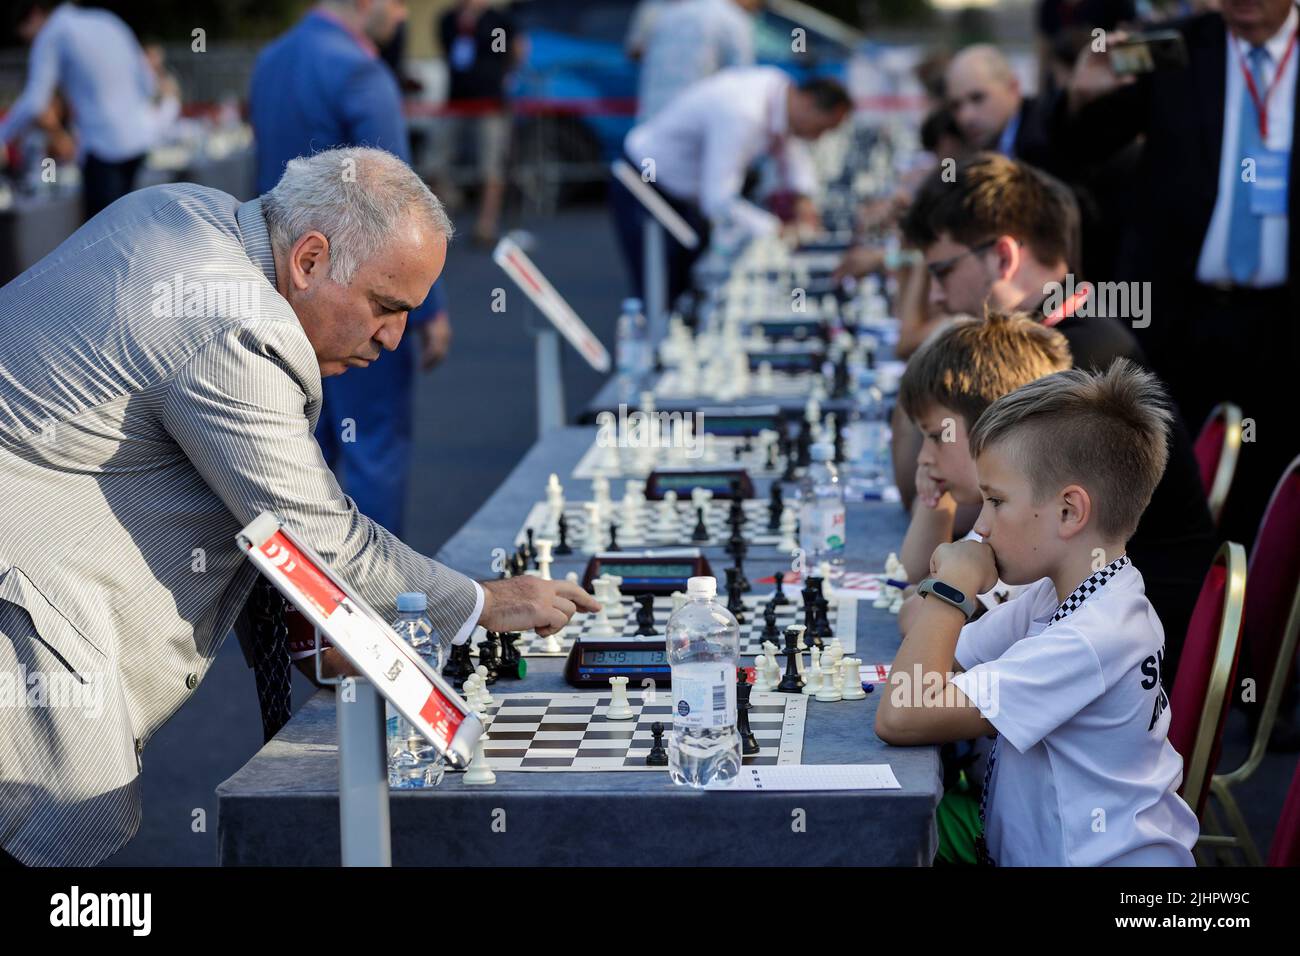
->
xmin=1193 ymin=403 xmax=1242 ymax=527
xmin=1169 ymin=541 xmax=1247 ymax=818
xmin=1245 ymin=456 xmax=1300 ymax=709
xmin=1268 ymin=756 xmax=1300 ymax=866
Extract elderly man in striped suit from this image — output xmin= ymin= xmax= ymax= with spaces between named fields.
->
xmin=0 ymin=147 xmax=598 ymax=866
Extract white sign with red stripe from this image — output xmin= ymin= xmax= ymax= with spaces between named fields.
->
xmin=236 ymin=512 xmax=482 ymax=768
xmin=610 ymin=159 xmax=700 ymax=250
xmin=493 ymin=236 xmax=611 ymax=373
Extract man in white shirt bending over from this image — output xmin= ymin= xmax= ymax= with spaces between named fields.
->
xmin=612 ymin=67 xmax=851 ymax=303
xmin=0 ymin=2 xmax=159 ymax=220
xmin=876 ymin=360 xmax=1199 ymax=866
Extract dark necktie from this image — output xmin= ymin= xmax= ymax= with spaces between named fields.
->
xmin=248 ymin=577 xmax=293 ymax=743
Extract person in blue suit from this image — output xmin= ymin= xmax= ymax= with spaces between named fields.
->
xmin=250 ymin=0 xmax=452 ymax=536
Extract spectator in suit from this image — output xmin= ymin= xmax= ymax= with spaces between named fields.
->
xmin=944 ymin=44 xmax=1060 ymax=169
xmin=1067 ymin=0 xmax=1299 ymax=551
xmin=251 ymin=0 xmax=453 ymax=539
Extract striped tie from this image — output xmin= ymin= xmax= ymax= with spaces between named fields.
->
xmin=248 ymin=577 xmax=293 ymax=743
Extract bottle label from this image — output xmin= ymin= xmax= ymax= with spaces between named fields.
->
xmin=801 ymin=506 xmax=846 ymax=552
xmin=673 ymin=663 xmax=735 ymax=730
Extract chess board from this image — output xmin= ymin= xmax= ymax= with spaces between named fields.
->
xmin=471 ymin=592 xmax=858 ymax=659
xmin=571 ymin=435 xmax=783 ymax=479
xmin=515 ymin=498 xmax=786 ymax=551
xmin=656 ymin=368 xmax=822 ymax=401
xmin=462 ymin=690 xmax=807 ymax=771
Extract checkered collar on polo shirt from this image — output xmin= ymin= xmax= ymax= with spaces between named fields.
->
xmin=1047 ymin=555 xmax=1131 ymax=626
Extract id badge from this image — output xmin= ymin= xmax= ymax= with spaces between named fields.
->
xmin=451 ymin=35 xmax=476 ymax=71
xmin=1251 ymin=149 xmax=1290 ymax=216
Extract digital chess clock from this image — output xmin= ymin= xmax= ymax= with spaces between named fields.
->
xmin=747 ymin=349 xmax=825 ymax=372
xmin=580 ymin=553 xmax=714 ymax=595
xmin=564 ymin=637 xmax=671 ymax=688
xmin=696 ymin=406 xmax=782 ymax=437
xmin=753 ymin=318 xmax=827 ymax=341
xmin=645 ymin=468 xmax=755 ymax=500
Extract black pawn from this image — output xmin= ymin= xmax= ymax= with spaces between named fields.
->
xmin=765 ymin=440 xmax=777 ymax=472
xmin=777 ymin=627 xmax=804 ymax=693
xmin=691 ymin=506 xmax=709 ymax=542
xmin=737 ymin=669 xmax=759 ymax=756
xmin=498 ymin=632 xmax=527 ymax=680
xmin=767 ymin=484 xmax=784 ymax=531
xmin=761 ymin=599 xmax=780 ymax=640
xmin=771 ymin=570 xmax=790 ymax=605
xmin=608 ymin=523 xmax=620 ymax=552
xmin=635 ymin=594 xmax=658 ymax=635
xmin=646 ymin=721 xmax=669 ymax=766
xmin=525 ymin=528 xmax=537 ymax=568
xmin=554 ymin=513 xmax=572 ymax=555
xmin=478 ymin=632 xmax=500 ymax=683
xmin=725 ymin=567 xmax=746 ymax=622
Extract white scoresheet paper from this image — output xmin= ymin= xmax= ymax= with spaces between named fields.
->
xmin=707 ymin=764 xmax=902 ymax=791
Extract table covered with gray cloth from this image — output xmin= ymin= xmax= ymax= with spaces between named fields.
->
xmin=217 ymin=427 xmax=941 ymax=866
xmin=580 ymin=373 xmax=854 ymax=424
xmin=0 ymin=190 xmax=83 ymax=285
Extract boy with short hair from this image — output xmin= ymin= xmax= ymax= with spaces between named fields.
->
xmin=896 ymin=310 xmax=1071 ymax=608
xmin=875 ymin=360 xmax=1199 ymax=866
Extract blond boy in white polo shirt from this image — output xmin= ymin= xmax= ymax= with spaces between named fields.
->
xmin=876 ymin=360 xmax=1199 ymax=866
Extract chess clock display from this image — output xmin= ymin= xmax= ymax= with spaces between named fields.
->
xmin=753 ymin=317 xmax=827 ymax=341
xmin=746 ymin=349 xmax=825 ymax=373
xmin=695 ymin=406 xmax=782 ymax=437
xmin=644 ymin=468 xmax=754 ymax=500
xmin=580 ymin=553 xmax=713 ymax=595
xmin=563 ymin=636 xmax=671 ymax=688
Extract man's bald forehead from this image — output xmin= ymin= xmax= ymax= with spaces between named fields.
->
xmin=948 ymin=45 xmax=1017 ymax=87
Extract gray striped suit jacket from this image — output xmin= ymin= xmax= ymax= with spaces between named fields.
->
xmin=0 ymin=184 xmax=480 ymax=866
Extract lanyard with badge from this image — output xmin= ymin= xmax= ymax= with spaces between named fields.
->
xmin=1234 ymin=22 xmax=1297 ymax=216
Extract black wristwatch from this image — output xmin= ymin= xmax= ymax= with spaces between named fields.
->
xmin=916 ymin=577 xmax=978 ymax=620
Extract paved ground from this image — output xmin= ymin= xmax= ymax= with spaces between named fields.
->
xmin=102 ymin=200 xmax=1296 ymax=866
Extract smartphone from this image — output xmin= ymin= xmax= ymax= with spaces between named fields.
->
xmin=1109 ymin=30 xmax=1189 ymax=75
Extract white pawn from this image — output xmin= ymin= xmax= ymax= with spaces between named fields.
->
xmin=541 ymin=628 xmax=563 ymax=654
xmin=841 ymin=658 xmax=867 ymax=700
xmin=826 ymin=638 xmax=845 ymax=666
xmin=757 ymin=361 xmax=775 ymax=394
xmin=582 ymin=502 xmax=603 ymax=554
xmin=656 ymin=490 xmax=679 ymax=537
xmin=606 ymin=676 xmax=635 ymax=720
xmin=753 ymin=655 xmax=772 ymax=692
xmin=670 ymin=590 xmax=687 ymax=616
xmin=778 ymin=508 xmax=799 ymax=553
xmin=464 ymin=733 xmax=497 ymax=785
xmin=803 ymin=646 xmax=822 ymax=696
xmin=474 ymin=665 xmax=494 ymax=707
xmin=815 ymin=656 xmax=843 ymax=702
xmin=818 ymin=561 xmax=836 ymax=598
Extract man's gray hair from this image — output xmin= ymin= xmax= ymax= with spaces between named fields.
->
xmin=262 ymin=147 xmax=454 ymax=284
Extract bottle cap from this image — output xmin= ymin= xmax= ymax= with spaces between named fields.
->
xmin=686 ymin=576 xmax=717 ymax=598
xmin=811 ymin=442 xmax=833 ymax=462
xmin=396 ymin=592 xmax=427 ymax=613
xmin=621 ymin=297 xmax=644 ymax=314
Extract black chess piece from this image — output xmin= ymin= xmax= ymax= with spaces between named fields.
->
xmin=807 ymin=574 xmax=826 ymax=601
xmin=498 ymin=632 xmax=527 ymax=680
xmin=765 ymin=440 xmax=777 ymax=472
xmin=691 ymin=506 xmax=709 ymax=542
xmin=646 ymin=721 xmax=669 ymax=766
xmin=777 ymin=627 xmax=804 ymax=693
xmin=737 ymin=669 xmax=759 ymax=756
xmin=525 ymin=528 xmax=537 ymax=568
xmin=608 ymin=522 xmax=620 ymax=552
xmin=731 ymin=544 xmax=750 ymax=593
xmin=447 ymin=642 xmax=475 ymax=688
xmin=725 ymin=567 xmax=746 ymax=622
xmin=831 ymin=414 xmax=846 ymax=464
xmin=635 ymin=594 xmax=658 ymax=635
xmin=796 ymin=424 xmax=812 ymax=468
xmin=814 ymin=595 xmax=834 ymax=641
xmin=780 ymin=431 xmax=799 ymax=483
xmin=767 ymin=484 xmax=784 ymax=531
xmin=554 ymin=513 xmax=572 ymax=555
xmin=771 ymin=569 xmax=790 ymax=605
xmin=802 ymin=601 xmax=823 ymax=650
xmin=761 ymin=599 xmax=780 ymax=640
xmin=478 ymin=632 xmax=500 ymax=683
xmin=832 ymin=351 xmax=850 ymax=399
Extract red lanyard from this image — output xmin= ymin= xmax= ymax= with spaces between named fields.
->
xmin=1235 ymin=25 xmax=1299 ymax=140
xmin=1043 ymin=283 xmax=1090 ymax=327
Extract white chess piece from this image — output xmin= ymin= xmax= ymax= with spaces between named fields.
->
xmin=803 ymin=646 xmax=822 ymax=695
xmin=582 ymin=502 xmax=603 ymax=555
xmin=535 ymin=539 xmax=554 ymax=581
xmin=826 ymin=638 xmax=845 ymax=666
xmin=606 ymin=676 xmax=635 ymax=720
xmin=778 ymin=508 xmax=799 ymax=553
xmin=475 ymin=665 xmax=494 ymax=706
xmin=540 ymin=627 xmax=563 ymax=654
xmin=546 ymin=473 xmax=565 ymax=516
xmin=753 ymin=655 xmax=772 ymax=692
xmin=670 ymin=590 xmax=687 ymax=616
xmin=588 ymin=599 xmax=616 ymax=638
xmin=464 ymin=733 xmax=497 ymax=785
xmin=757 ymin=361 xmax=775 ymax=394
xmin=815 ymin=656 xmax=842 ymax=702
xmin=604 ymin=575 xmax=626 ymax=621
xmin=818 ymin=561 xmax=836 ymax=597
xmin=656 ymin=490 xmax=679 ymax=537
xmin=841 ymin=658 xmax=867 ymax=700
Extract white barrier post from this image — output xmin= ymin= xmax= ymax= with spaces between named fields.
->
xmin=337 ymin=675 xmax=391 ymax=866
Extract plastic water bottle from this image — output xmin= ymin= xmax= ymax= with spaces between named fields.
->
xmin=846 ymin=359 xmax=889 ymax=495
xmin=616 ymin=297 xmax=649 ymax=380
xmin=386 ymin=593 xmax=445 ymax=788
xmin=799 ymin=442 xmax=847 ymax=570
xmin=665 ymin=576 xmax=740 ymax=787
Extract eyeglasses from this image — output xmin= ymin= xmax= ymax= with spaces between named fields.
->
xmin=926 ymin=239 xmax=998 ymax=282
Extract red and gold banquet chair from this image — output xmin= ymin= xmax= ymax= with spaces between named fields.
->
xmin=1167 ymin=541 xmax=1247 ymax=861
xmin=1193 ymin=402 xmax=1243 ymax=529
xmin=1197 ymin=456 xmax=1300 ymax=865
